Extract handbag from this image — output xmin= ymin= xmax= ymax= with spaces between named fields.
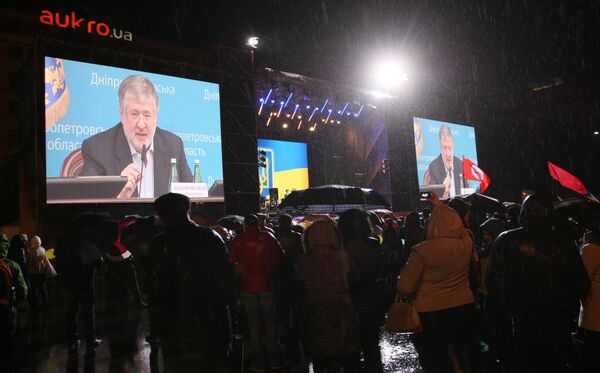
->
xmin=384 ymin=293 xmax=422 ymax=333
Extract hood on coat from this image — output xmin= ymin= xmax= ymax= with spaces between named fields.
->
xmin=426 ymin=203 xmax=467 ymax=240
xmin=303 ymin=219 xmax=342 ymax=254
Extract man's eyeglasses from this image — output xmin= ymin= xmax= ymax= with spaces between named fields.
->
xmin=126 ymin=111 xmax=153 ymax=122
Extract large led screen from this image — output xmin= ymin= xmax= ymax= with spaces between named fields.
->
xmin=414 ymin=117 xmax=479 ymax=198
xmin=258 ymin=139 xmax=309 ymax=202
xmin=44 ymin=57 xmax=223 ymax=203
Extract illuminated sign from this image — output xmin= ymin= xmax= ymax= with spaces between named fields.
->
xmin=39 ymin=10 xmax=133 ymax=42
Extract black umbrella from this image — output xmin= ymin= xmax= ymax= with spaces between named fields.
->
xmin=459 ymin=193 xmax=504 ymax=214
xmin=279 ymin=184 xmax=390 ymax=214
xmin=556 ymin=198 xmax=600 ymax=234
xmin=217 ymin=215 xmax=245 ymax=233
xmin=278 ymin=190 xmax=303 ymax=208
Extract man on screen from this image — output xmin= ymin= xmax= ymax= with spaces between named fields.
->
xmin=80 ymin=75 xmax=192 ymax=198
xmin=424 ymin=124 xmax=465 ymax=198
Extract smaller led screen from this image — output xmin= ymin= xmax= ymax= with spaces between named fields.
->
xmin=414 ymin=117 xmax=479 ymax=198
xmin=258 ymin=139 xmax=309 ymax=202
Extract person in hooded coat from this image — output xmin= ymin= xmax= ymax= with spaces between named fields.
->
xmin=338 ymin=209 xmax=385 ymax=373
xmin=297 ymin=219 xmax=361 ymax=373
xmin=0 ymin=233 xmax=28 ymax=373
xmin=397 ymin=192 xmax=481 ymax=373
xmin=148 ymin=193 xmax=235 ymax=373
xmin=486 ymin=194 xmax=590 ymax=372
xmin=8 ymin=234 xmax=29 ymax=290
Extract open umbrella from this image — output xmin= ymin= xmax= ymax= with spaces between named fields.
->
xmin=459 ymin=193 xmax=504 ymax=214
xmin=556 ymin=198 xmax=600 ymax=234
xmin=217 ymin=215 xmax=245 ymax=234
xmin=279 ymin=184 xmax=390 ymax=214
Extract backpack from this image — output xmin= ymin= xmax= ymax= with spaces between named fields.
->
xmin=0 ymin=258 xmax=15 ymax=307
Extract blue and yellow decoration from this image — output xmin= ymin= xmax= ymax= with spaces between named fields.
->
xmin=45 ymin=57 xmax=70 ymax=131
xmin=258 ymin=139 xmax=309 ymax=202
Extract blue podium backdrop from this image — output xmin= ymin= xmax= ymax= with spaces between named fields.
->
xmin=258 ymin=139 xmax=309 ymax=201
xmin=413 ymin=117 xmax=479 ymax=190
xmin=44 ymin=56 xmax=223 ymax=199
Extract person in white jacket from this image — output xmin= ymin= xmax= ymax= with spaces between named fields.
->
xmin=27 ymin=236 xmax=52 ymax=309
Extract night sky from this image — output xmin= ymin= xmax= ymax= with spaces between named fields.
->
xmin=3 ymin=0 xmax=600 ymax=197
xmin=8 ymin=0 xmax=600 ymax=85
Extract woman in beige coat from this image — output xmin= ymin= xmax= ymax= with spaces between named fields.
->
xmin=397 ymin=193 xmax=481 ymax=372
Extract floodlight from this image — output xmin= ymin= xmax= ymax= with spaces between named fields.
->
xmin=247 ymin=36 xmax=259 ymax=49
xmin=370 ymin=56 xmax=410 ymax=94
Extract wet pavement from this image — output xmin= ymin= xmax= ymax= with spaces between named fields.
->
xmin=14 ymin=277 xmax=421 ymax=373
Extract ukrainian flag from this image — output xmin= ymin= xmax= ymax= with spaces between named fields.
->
xmin=258 ymin=139 xmax=309 ymax=202
xmin=44 ymin=57 xmax=70 ymax=131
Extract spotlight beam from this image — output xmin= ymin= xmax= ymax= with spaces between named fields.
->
xmin=324 ymin=109 xmax=332 ymax=124
xmin=284 ymin=92 xmax=293 ymax=107
xmin=355 ymin=104 xmax=364 ymax=118
xmin=308 ymin=107 xmax=318 ymax=122
xmin=339 ymin=102 xmax=349 ymax=116
xmin=320 ymin=98 xmax=329 ymax=112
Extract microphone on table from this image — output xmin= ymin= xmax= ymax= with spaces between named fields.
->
xmin=139 ymin=144 xmax=147 ymax=197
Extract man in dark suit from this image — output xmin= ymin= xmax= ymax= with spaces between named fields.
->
xmin=80 ymin=75 xmax=192 ymax=198
xmin=425 ymin=124 xmax=465 ymax=198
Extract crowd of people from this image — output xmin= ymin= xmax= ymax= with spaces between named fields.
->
xmin=1 ymin=191 xmax=599 ymax=373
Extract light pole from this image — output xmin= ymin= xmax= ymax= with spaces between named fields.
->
xmin=246 ymin=36 xmax=259 ymax=73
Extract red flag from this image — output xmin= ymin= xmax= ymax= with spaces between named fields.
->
xmin=547 ymin=161 xmax=587 ymax=195
xmin=463 ymin=156 xmax=491 ymax=193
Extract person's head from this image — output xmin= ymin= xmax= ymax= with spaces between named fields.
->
xmin=119 ymin=75 xmax=159 ymax=153
xmin=583 ymin=230 xmax=600 ymax=245
xmin=479 ymin=218 xmax=506 ymax=245
xmin=278 ymin=214 xmax=293 ymax=232
xmin=438 ymin=124 xmax=454 ymax=170
xmin=153 ymin=193 xmax=191 ymax=225
xmin=519 ymin=193 xmax=558 ymax=232
xmin=30 ymin=236 xmax=41 ymax=249
xmin=384 ymin=217 xmax=394 ymax=230
xmin=10 ymin=234 xmax=26 ymax=251
xmin=505 ymin=204 xmax=521 ymax=227
xmin=426 ymin=203 xmax=465 ymax=240
xmin=404 ymin=211 xmax=420 ymax=228
xmin=244 ymin=214 xmax=259 ymax=231
xmin=0 ymin=233 xmax=8 ymax=258
xmin=449 ymin=197 xmax=472 ymax=227
xmin=338 ymin=209 xmax=372 ymax=244
xmin=303 ymin=219 xmax=342 ymax=254
xmin=256 ymin=213 xmax=268 ymax=229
